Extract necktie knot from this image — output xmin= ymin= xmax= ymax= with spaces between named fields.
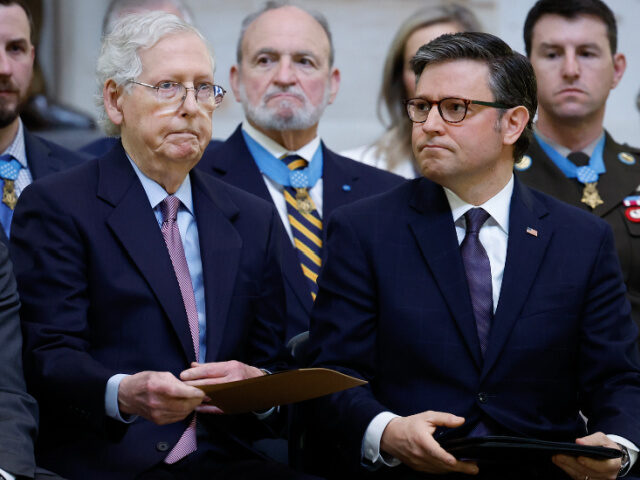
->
xmin=0 ymin=154 xmax=22 ymax=181
xmin=281 ymin=154 xmax=308 ymax=171
xmin=464 ymin=208 xmax=490 ymax=235
xmin=160 ymin=195 xmax=180 ymax=223
xmin=567 ymin=151 xmax=590 ymax=167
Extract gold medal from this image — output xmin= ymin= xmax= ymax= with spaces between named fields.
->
xmin=2 ymin=179 xmax=17 ymax=210
xmin=581 ymin=182 xmax=603 ymax=210
xmin=295 ymin=188 xmax=314 ymax=214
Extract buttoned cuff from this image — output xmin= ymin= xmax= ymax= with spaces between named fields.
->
xmin=362 ymin=411 xmax=401 ymax=468
xmin=105 ymin=373 xmax=137 ymax=423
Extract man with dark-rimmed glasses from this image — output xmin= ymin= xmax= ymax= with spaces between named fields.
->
xmin=10 ymin=11 xmax=316 ymax=480
xmin=307 ymin=31 xmax=640 ymax=479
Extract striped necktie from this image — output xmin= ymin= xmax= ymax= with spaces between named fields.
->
xmin=281 ymin=155 xmax=322 ymax=300
xmin=160 ymin=196 xmax=199 ymax=464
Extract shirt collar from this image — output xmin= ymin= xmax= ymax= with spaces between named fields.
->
xmin=242 ymin=121 xmax=321 ymax=162
xmin=445 ymin=174 xmax=514 ymax=235
xmin=534 ymin=125 xmax=604 ymax=157
xmin=2 ymin=119 xmax=28 ymax=168
xmin=126 ymin=154 xmax=193 ymax=214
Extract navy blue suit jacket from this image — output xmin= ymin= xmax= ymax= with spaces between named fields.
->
xmin=308 ymin=177 xmax=640 ymax=470
xmin=197 ymin=125 xmax=404 ymax=340
xmin=0 ymin=129 xmax=86 ymax=246
xmin=11 ymin=143 xmax=289 ymax=480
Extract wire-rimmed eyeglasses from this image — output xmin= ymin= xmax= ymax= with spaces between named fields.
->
xmin=405 ymin=97 xmax=511 ymax=124
xmin=128 ymin=80 xmax=226 ymax=109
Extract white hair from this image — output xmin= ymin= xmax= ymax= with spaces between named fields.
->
xmin=95 ymin=11 xmax=214 ymax=136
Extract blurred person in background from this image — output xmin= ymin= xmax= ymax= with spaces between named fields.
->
xmin=515 ymin=0 xmax=640 ymax=343
xmin=341 ymin=3 xmax=481 ymax=179
xmin=198 ymin=0 xmax=402 ymax=344
xmin=0 ymin=0 xmax=84 ymax=245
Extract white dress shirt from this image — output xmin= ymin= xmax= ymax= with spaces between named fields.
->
xmin=362 ymin=175 xmax=637 ymax=472
xmin=241 ymin=122 xmax=323 ymax=244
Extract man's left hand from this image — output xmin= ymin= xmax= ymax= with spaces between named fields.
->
xmin=552 ymin=432 xmax=622 ymax=480
xmin=180 ymin=360 xmax=265 ymax=414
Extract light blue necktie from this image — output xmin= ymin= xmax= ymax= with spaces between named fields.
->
xmin=0 ymin=154 xmax=22 ymax=238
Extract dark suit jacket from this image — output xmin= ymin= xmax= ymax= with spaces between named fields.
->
xmin=0 ymin=128 xmax=87 ymax=246
xmin=197 ymin=125 xmax=404 ymax=340
xmin=0 ymin=241 xmax=38 ymax=479
xmin=11 ymin=143 xmax=289 ymax=480
xmin=517 ymin=133 xmax=640 ymax=335
xmin=307 ymin=177 xmax=640 ymax=474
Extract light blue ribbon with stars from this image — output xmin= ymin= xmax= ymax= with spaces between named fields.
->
xmin=534 ymin=133 xmax=606 ymax=184
xmin=242 ymin=130 xmax=323 ymax=189
xmin=0 ymin=154 xmax=22 ymax=239
xmin=0 ymin=155 xmax=22 ymax=182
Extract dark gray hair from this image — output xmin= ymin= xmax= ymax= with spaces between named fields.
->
xmin=102 ymin=0 xmax=195 ymax=35
xmin=95 ymin=11 xmax=213 ymax=136
xmin=236 ymin=0 xmax=334 ymax=66
xmin=412 ymin=32 xmax=537 ymax=161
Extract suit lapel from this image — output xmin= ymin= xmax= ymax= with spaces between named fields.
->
xmin=592 ymin=133 xmax=640 ymax=217
xmin=24 ymin=130 xmax=54 ymax=180
xmin=204 ymin=126 xmax=273 ymax=203
xmin=482 ymin=179 xmax=552 ymax=377
xmin=408 ymin=179 xmax=483 ymax=368
xmin=209 ymin=126 xmax=313 ymax=316
xmin=99 ymin=144 xmax=195 ymax=362
xmin=190 ymin=170 xmax=242 ymax=361
xmin=321 ymin=144 xmax=359 ymax=223
xmin=521 ymin=138 xmax=582 ymax=206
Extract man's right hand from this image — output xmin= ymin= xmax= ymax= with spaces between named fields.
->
xmin=118 ymin=371 xmax=205 ymax=425
xmin=380 ymin=410 xmax=479 ymax=475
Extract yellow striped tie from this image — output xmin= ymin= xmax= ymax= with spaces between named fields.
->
xmin=281 ymin=155 xmax=322 ymax=300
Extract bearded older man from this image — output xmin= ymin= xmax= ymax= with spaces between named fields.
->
xmin=197 ymin=0 xmax=403 ymax=342
xmin=10 ymin=11 xmax=316 ymax=480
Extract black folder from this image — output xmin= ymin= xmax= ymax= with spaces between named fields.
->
xmin=442 ymin=436 xmax=623 ymax=463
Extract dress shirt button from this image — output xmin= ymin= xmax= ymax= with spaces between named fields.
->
xmin=478 ymin=392 xmax=487 ymax=403
xmin=156 ymin=441 xmax=169 ymax=452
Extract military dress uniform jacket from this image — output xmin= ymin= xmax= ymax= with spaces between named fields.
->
xmin=516 ymin=132 xmax=640 ymax=335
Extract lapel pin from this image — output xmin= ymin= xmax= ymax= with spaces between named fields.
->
xmin=514 ymin=155 xmax=532 ymax=171
xmin=342 ymin=184 xmax=351 ymax=192
xmin=526 ymin=227 xmax=538 ymax=237
xmin=618 ymin=152 xmax=636 ymax=165
xmin=625 ymin=206 xmax=640 ymax=223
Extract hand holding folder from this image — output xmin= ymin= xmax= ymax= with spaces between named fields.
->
xmin=441 ymin=436 xmax=623 ymax=463
xmin=191 ymin=367 xmax=366 ymax=414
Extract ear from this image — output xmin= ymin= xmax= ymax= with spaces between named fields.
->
xmin=103 ymin=79 xmax=124 ymax=126
xmin=501 ymin=105 xmax=530 ymax=148
xmin=326 ymin=67 xmax=341 ymax=105
xmin=229 ymin=65 xmax=242 ymax=102
xmin=611 ymin=52 xmax=626 ymax=89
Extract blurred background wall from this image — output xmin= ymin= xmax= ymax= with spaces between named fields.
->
xmin=36 ymin=0 xmax=640 ymax=150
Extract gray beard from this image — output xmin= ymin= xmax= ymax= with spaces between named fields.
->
xmin=238 ymin=84 xmax=330 ymax=132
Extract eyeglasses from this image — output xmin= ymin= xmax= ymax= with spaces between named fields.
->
xmin=128 ymin=80 xmax=226 ymax=109
xmin=405 ymin=97 xmax=511 ymax=124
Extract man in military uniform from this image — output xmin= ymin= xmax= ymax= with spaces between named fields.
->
xmin=516 ymin=0 xmax=640 ymax=336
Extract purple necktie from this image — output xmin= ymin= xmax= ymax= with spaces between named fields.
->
xmin=160 ymin=195 xmax=199 ymax=464
xmin=460 ymin=208 xmax=493 ymax=356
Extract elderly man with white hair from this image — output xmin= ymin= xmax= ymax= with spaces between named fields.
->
xmin=10 ymin=11 xmax=314 ymax=480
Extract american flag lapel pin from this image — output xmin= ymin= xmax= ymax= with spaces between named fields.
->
xmin=526 ymin=227 xmax=538 ymax=237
